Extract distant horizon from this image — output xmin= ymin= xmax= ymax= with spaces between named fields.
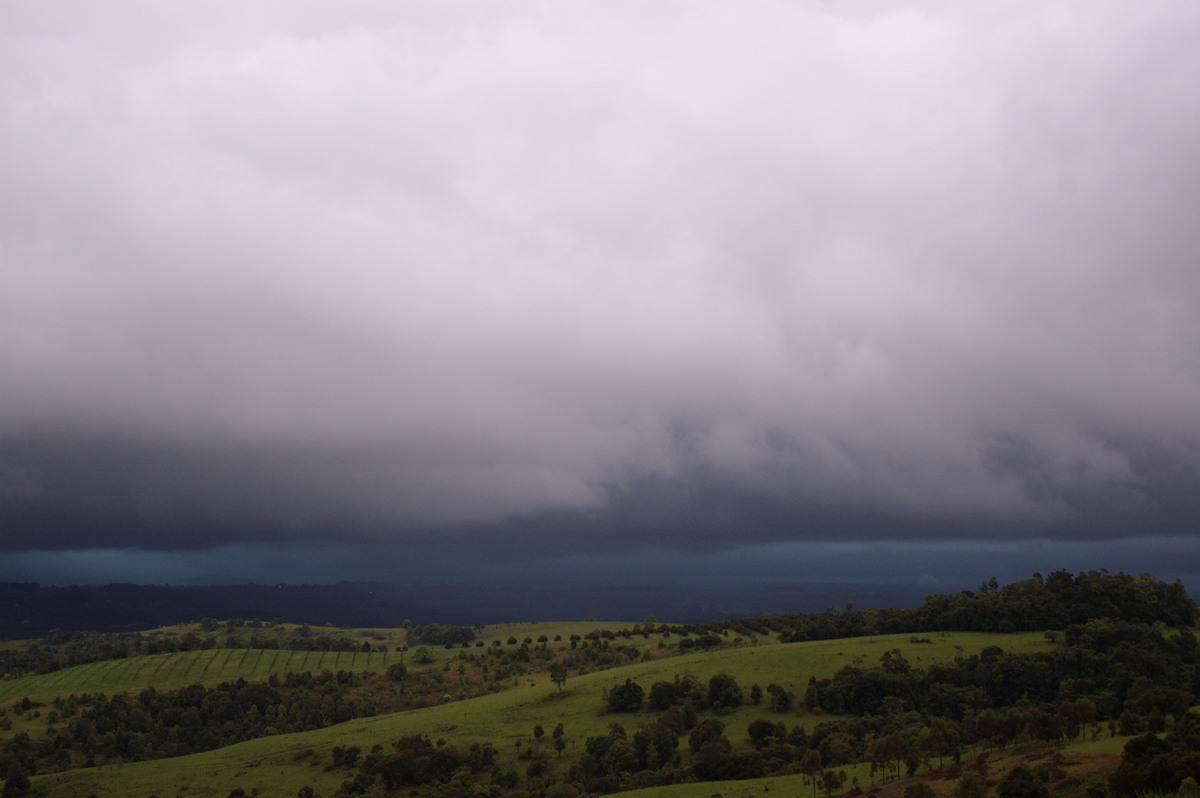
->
xmin=4 ymin=571 xmax=1196 ymax=640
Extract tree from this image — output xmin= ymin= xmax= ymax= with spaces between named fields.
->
xmin=633 ymin=722 xmax=679 ymax=770
xmin=997 ymin=765 xmax=1049 ymax=798
xmin=880 ymin=648 xmax=911 ymax=675
xmin=767 ymin=683 xmax=795 ymax=712
xmin=747 ymin=718 xmax=780 ymax=749
xmin=821 ymin=769 xmax=848 ymax=798
xmin=905 ymin=784 xmax=937 ymax=798
xmin=799 ymin=748 xmax=824 ymax=798
xmin=688 ymin=718 xmax=725 ymax=752
xmin=606 ymin=679 xmax=645 ymax=712
xmin=691 ymin=739 xmax=735 ymax=781
xmin=706 ymin=672 xmax=744 ymax=712
xmin=0 ymin=766 xmax=31 ymax=798
xmin=953 ymin=771 xmax=989 ymax=798
xmin=552 ymin=723 xmax=566 ymax=757
xmin=549 ymin=661 xmax=568 ymax=692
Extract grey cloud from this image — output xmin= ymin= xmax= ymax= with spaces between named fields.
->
xmin=1 ymin=2 xmax=1199 ymax=559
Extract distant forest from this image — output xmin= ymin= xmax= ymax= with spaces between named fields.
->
xmin=1 ymin=581 xmax=940 ymax=639
xmin=0 ymin=582 xmax=448 ymax=639
xmin=2 ymin=571 xmax=1195 ymax=641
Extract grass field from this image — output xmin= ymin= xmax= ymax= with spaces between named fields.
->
xmin=0 ymin=648 xmax=402 ymax=706
xmin=0 ymin=620 xmax=677 ymax=707
xmin=29 ymin=630 xmax=1054 ymax=798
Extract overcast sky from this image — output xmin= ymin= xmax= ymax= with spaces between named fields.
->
xmin=2 ymin=2 xmax=1198 ymax=592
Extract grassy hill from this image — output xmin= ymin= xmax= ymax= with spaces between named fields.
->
xmin=21 ymin=630 xmax=1054 ymax=797
xmin=1 ymin=571 xmax=1196 ymax=798
xmin=0 ymin=648 xmax=402 ymax=706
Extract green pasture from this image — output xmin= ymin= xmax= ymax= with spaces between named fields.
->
xmin=475 ymin=620 xmax=670 ymax=646
xmin=32 ymin=630 xmax=1052 ymax=797
xmin=149 ymin=618 xmax=670 ymax=651
xmin=147 ymin=621 xmax=412 ymax=649
xmin=0 ymin=620 xmax=667 ymax=708
xmin=0 ymin=648 xmax=400 ymax=706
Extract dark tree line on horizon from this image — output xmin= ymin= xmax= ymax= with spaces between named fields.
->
xmin=674 ymin=570 xmax=1196 ymax=643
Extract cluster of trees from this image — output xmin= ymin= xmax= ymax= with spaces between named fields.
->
xmin=406 ymin=624 xmax=476 ymax=646
xmin=672 ymin=571 xmax=1196 ymax=643
xmin=564 ymin=612 xmax=1198 ymax=796
xmin=1 ymin=671 xmax=368 ymax=777
xmin=605 ymin=671 xmax=774 ymax=716
xmin=328 ymin=734 xmax=502 ymax=795
xmin=1111 ymin=713 xmax=1200 ymax=797
xmin=609 ymin=671 xmax=794 ymax=717
xmin=803 ymin=622 xmax=1196 ymax=731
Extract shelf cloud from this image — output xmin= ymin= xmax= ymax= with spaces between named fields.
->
xmin=2 ymin=2 xmax=1199 ymax=585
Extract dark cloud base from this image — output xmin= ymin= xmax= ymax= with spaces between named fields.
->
xmin=3 ymin=3 xmax=1199 ymax=581
xmin=3 ymin=537 xmax=1197 ymax=604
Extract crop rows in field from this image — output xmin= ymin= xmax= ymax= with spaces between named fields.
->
xmin=0 ymin=648 xmax=398 ymax=705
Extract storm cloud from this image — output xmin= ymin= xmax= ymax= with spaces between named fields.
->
xmin=2 ymin=2 xmax=1199 ymax=583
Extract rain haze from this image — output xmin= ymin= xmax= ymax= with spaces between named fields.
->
xmin=2 ymin=2 xmax=1199 ymax=598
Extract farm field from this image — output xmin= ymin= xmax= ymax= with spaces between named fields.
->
xmin=28 ymin=630 xmax=1053 ymax=798
xmin=0 ymin=648 xmax=402 ymax=706
xmin=0 ymin=619 xmax=687 ymax=708
xmin=3 ymin=572 xmax=1196 ymax=798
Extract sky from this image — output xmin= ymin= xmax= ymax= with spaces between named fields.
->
xmin=2 ymin=1 xmax=1199 ymax=594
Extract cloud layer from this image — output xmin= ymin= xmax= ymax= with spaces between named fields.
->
xmin=3 ymin=2 xmax=1199 ymax=564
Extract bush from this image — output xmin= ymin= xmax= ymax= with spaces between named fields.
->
xmin=606 ymin=679 xmax=645 ymax=712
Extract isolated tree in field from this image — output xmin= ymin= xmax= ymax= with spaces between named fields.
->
xmin=549 ymin=661 xmax=568 ymax=692
xmin=880 ymin=648 xmax=911 ymax=674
